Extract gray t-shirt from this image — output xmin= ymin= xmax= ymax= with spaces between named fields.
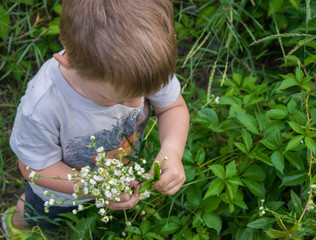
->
xmin=10 ymin=55 xmax=180 ymax=206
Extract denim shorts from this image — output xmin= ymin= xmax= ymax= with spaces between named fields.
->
xmin=24 ymin=183 xmax=77 ymax=229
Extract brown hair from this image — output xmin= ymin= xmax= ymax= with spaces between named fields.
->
xmin=59 ymin=0 xmax=177 ymax=97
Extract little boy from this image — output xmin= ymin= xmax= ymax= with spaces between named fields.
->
xmin=3 ymin=0 xmax=189 ymax=234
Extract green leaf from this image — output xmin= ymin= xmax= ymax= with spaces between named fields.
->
xmin=193 ymin=108 xmax=218 ymax=127
xmin=160 ymin=222 xmax=180 ymax=235
xmin=271 ymin=151 xmax=285 ymax=173
xmin=305 ymin=136 xmax=316 ymax=153
xmin=232 ymin=190 xmax=248 ymax=209
xmin=260 ymin=139 xmax=278 ymax=151
xmin=247 ymin=217 xmax=275 ymax=229
xmin=209 ymin=164 xmax=225 ymax=179
xmin=202 ymin=212 xmax=222 ymax=235
xmin=256 ymin=113 xmax=269 ymax=132
xmin=139 ymin=179 xmax=155 ymax=194
xmin=226 ymin=177 xmax=244 ymax=186
xmin=255 ymin=152 xmax=273 ymax=166
xmin=0 ymin=5 xmax=10 ymax=40
xmin=242 ymin=178 xmax=265 ymax=197
xmin=202 ymin=196 xmax=221 ymax=212
xmin=225 ymin=161 xmax=237 ymax=178
xmin=277 ymin=77 xmax=298 ymax=90
xmin=70 ymin=216 xmax=97 ymax=240
xmin=236 ymin=112 xmax=259 ymax=135
xmin=153 ymin=161 xmax=161 ymax=181
xmin=242 ymin=129 xmax=253 ymax=152
xmin=204 ymin=179 xmax=225 ymax=199
xmin=280 ymin=170 xmax=308 ymax=187
xmin=289 ymin=0 xmax=300 ymax=9
xmin=288 ymin=122 xmax=305 ymax=134
xmin=290 ymin=190 xmax=303 ymax=216
xmin=186 ymin=184 xmax=202 ymax=207
xmin=140 ymin=220 xmax=151 ymax=235
xmin=284 ymin=152 xmax=305 ymax=170
xmin=295 ymin=68 xmax=304 ymax=83
xmin=265 ymin=109 xmax=287 ymax=120
xmin=183 ymin=149 xmax=194 ymax=163
xmin=265 ymin=229 xmax=287 ymax=238
xmin=196 ymin=147 xmax=206 ymax=165
xmin=285 ymin=135 xmax=304 ymax=152
xmin=268 ymin=0 xmax=284 ymax=16
xmin=241 ymin=165 xmax=266 ymax=181
xmin=234 ymin=142 xmax=248 ymax=154
xmin=225 ymin=181 xmax=238 ymax=200
xmin=145 ymin=232 xmax=165 ymax=240
xmin=125 ymin=226 xmax=141 ymax=235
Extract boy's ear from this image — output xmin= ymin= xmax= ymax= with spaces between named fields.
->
xmin=53 ymin=52 xmax=72 ymax=69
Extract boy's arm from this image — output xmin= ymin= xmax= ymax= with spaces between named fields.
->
xmin=19 ymin=159 xmax=140 ymax=209
xmin=151 ymin=94 xmax=189 ymax=195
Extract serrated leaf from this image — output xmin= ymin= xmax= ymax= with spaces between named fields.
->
xmin=209 ymin=164 xmax=225 ymax=179
xmin=186 ymin=184 xmax=202 ymax=207
xmin=202 ymin=212 xmax=222 ymax=234
xmin=280 ymin=170 xmax=308 ymax=187
xmin=241 ymin=165 xmax=266 ymax=181
xmin=304 ymin=136 xmax=316 ymax=153
xmin=226 ymin=177 xmax=244 ymax=186
xmin=289 ymin=0 xmax=300 ymax=9
xmin=153 ymin=161 xmax=161 ymax=181
xmin=271 ymin=151 xmax=285 ymax=173
xmin=242 ymin=129 xmax=253 ymax=152
xmin=196 ymin=147 xmax=206 ymax=165
xmin=255 ymin=152 xmax=273 ymax=166
xmin=265 ymin=229 xmax=287 ymax=238
xmin=242 ymin=178 xmax=265 ymax=197
xmin=232 ymin=190 xmax=248 ymax=209
xmin=125 ymin=226 xmax=141 ymax=235
xmin=268 ymin=0 xmax=284 ymax=16
xmin=288 ymin=121 xmax=305 ymax=134
xmin=160 ymin=222 xmax=180 ymax=235
xmin=247 ymin=217 xmax=275 ymax=229
xmin=284 ymin=152 xmax=305 ymax=170
xmin=276 ymin=215 xmax=287 ymax=231
xmin=70 ymin=216 xmax=97 ymax=240
xmin=285 ymin=135 xmax=304 ymax=152
xmin=225 ymin=161 xmax=237 ymax=178
xmin=266 ymin=109 xmax=287 ymax=119
xmin=234 ymin=142 xmax=248 ymax=154
xmin=236 ymin=112 xmax=259 ymax=135
xmin=277 ymin=78 xmax=298 ymax=90
xmin=260 ymin=139 xmax=278 ymax=151
xmin=202 ymin=196 xmax=221 ymax=212
xmin=295 ymin=68 xmax=304 ymax=83
xmin=290 ymin=190 xmax=303 ymax=216
xmin=204 ymin=179 xmax=225 ymax=199
xmin=140 ymin=220 xmax=151 ymax=235
xmin=225 ymin=181 xmax=238 ymax=200
xmin=0 ymin=5 xmax=10 ymax=40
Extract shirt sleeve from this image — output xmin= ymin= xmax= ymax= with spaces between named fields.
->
xmin=10 ymin=105 xmax=62 ymax=170
xmin=147 ymin=74 xmax=181 ymax=108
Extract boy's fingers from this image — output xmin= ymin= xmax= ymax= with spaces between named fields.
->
xmin=107 ymin=193 xmax=140 ymax=210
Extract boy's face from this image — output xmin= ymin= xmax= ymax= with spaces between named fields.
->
xmin=77 ymin=78 xmax=141 ymax=108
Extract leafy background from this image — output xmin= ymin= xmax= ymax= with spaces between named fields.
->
xmin=0 ymin=0 xmax=316 ymax=239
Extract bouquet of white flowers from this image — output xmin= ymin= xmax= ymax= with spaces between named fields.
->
xmin=28 ymin=136 xmax=163 ymax=223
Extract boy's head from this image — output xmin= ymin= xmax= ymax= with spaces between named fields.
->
xmin=59 ymin=0 xmax=177 ymax=97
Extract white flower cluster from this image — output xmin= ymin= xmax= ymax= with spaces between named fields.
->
xmin=71 ymin=142 xmax=152 ymax=223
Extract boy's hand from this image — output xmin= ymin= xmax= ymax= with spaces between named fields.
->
xmin=106 ymin=180 xmax=140 ymax=210
xmin=150 ymin=149 xmax=186 ymax=195
xmin=107 ymin=193 xmax=140 ymax=210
